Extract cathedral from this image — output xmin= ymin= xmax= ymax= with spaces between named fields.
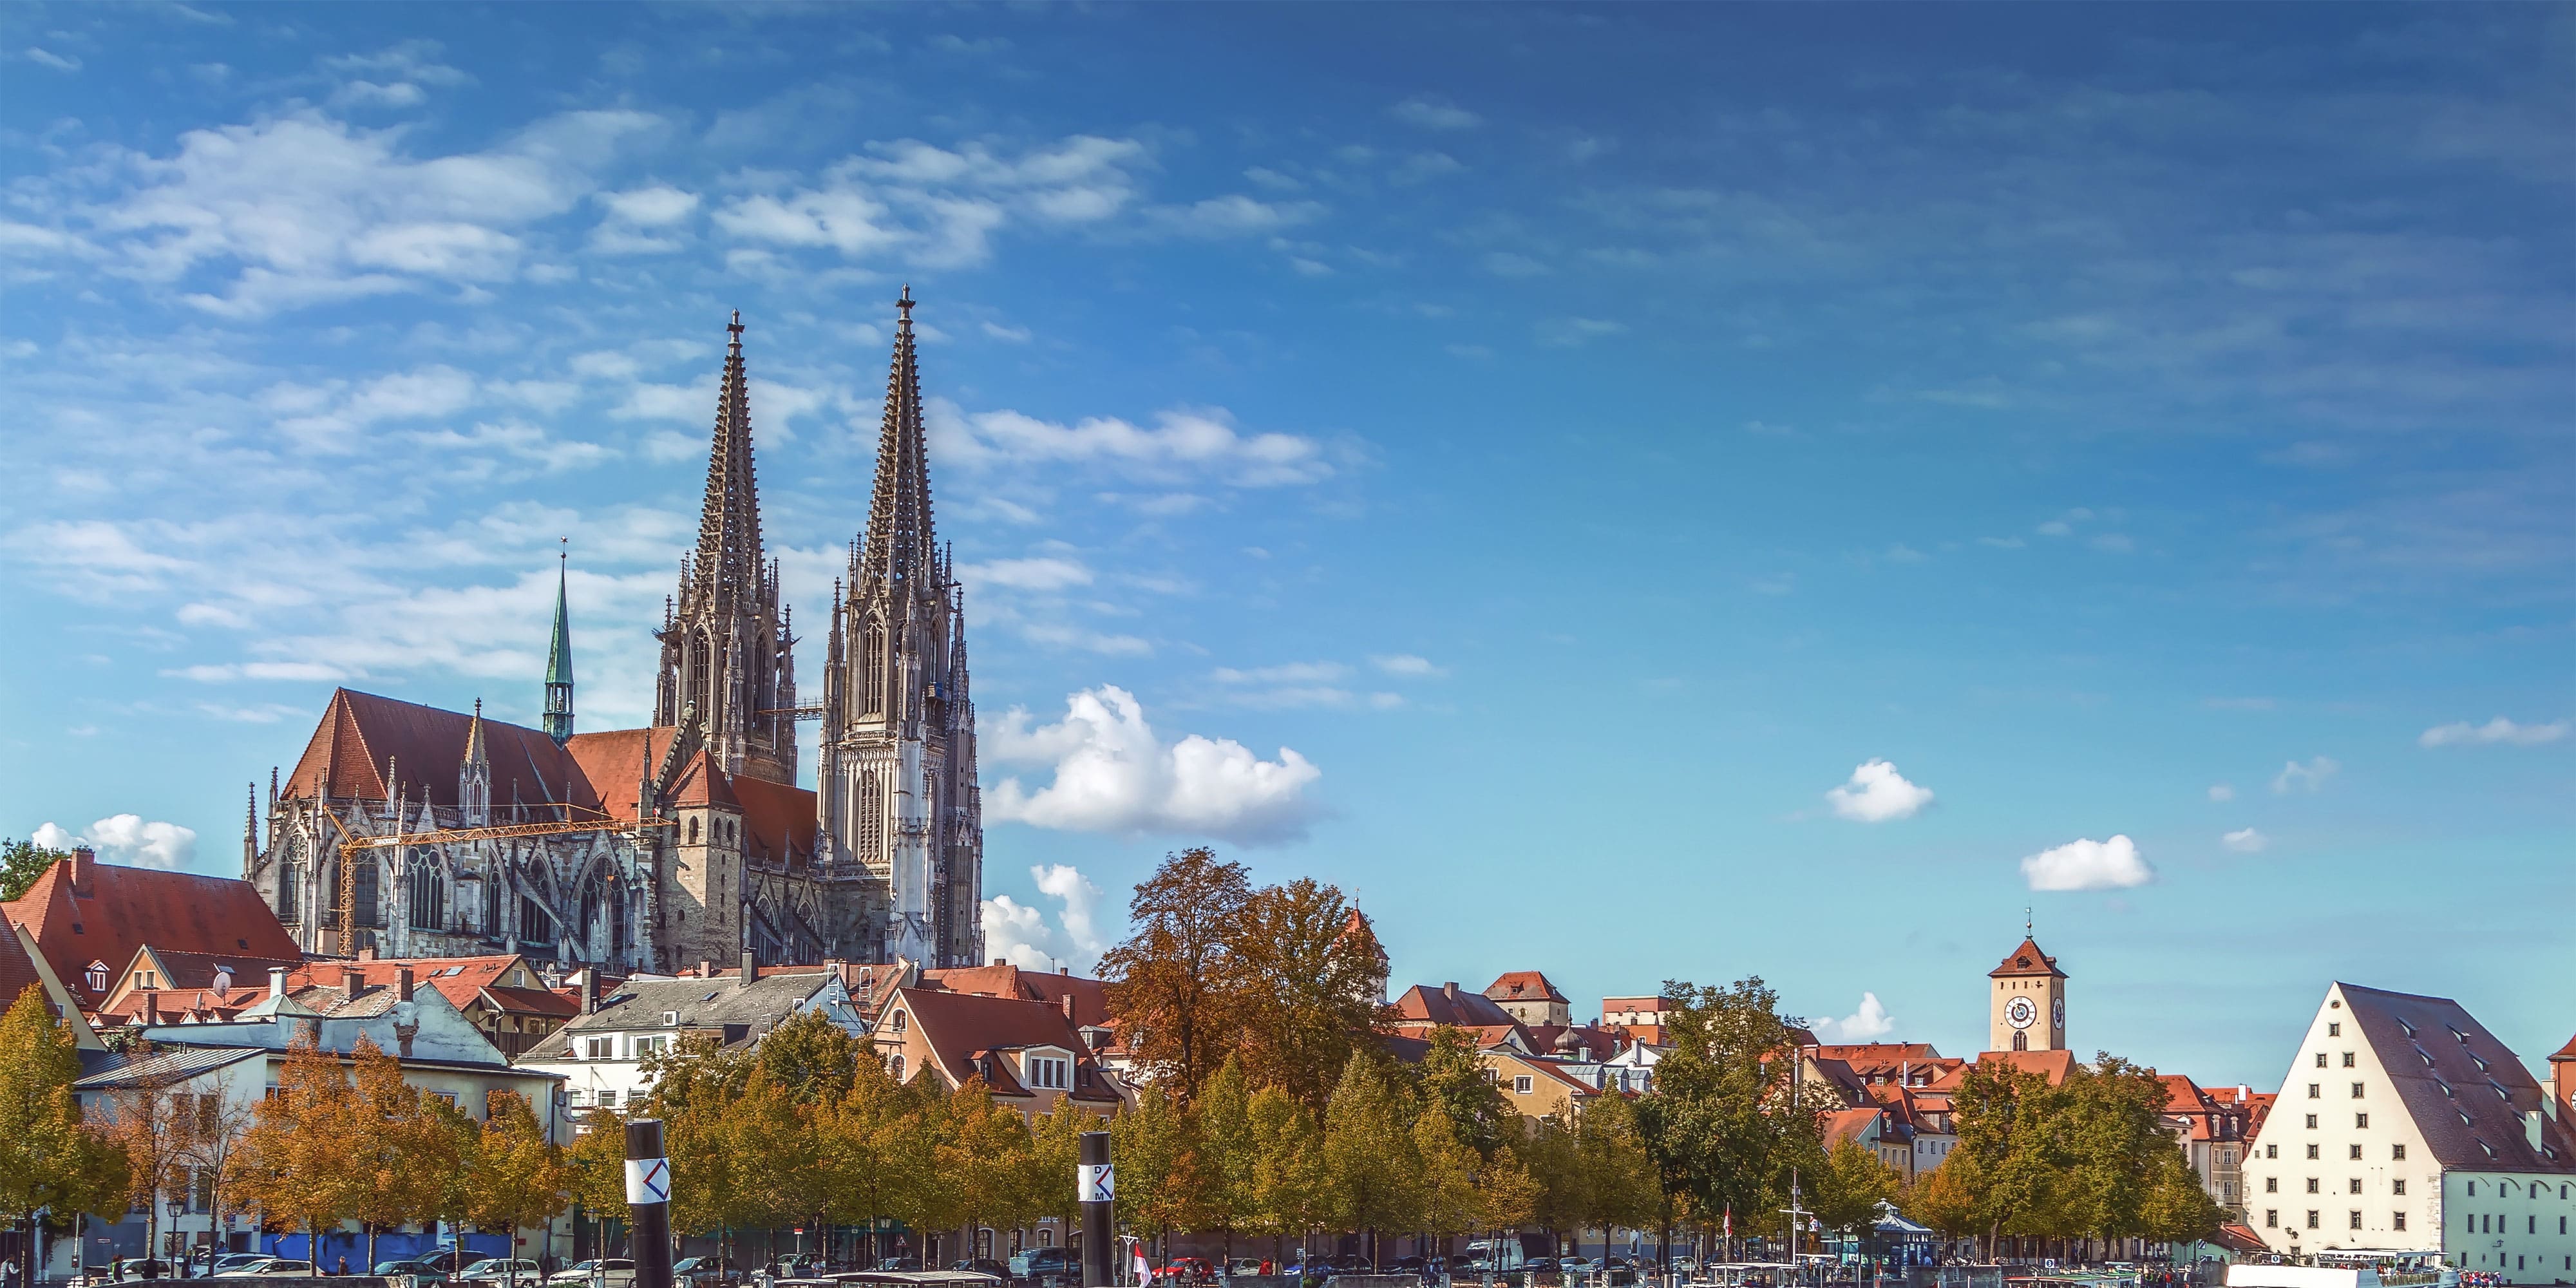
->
xmin=242 ymin=294 xmax=985 ymax=972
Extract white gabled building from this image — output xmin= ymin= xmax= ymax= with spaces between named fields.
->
xmin=2242 ymin=983 xmax=2575 ymax=1283
xmin=515 ymin=956 xmax=867 ymax=1113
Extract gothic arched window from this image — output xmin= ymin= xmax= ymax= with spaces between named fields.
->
xmin=408 ymin=860 xmax=443 ymax=931
xmin=610 ymin=882 xmax=629 ymax=952
xmin=2011 ymin=1030 xmax=2028 ymax=1052
xmin=862 ymin=627 xmax=885 ymax=714
xmin=354 ymin=857 xmax=382 ymax=929
xmin=580 ymin=883 xmax=600 ymax=935
xmin=689 ymin=635 xmax=713 ymax=722
xmin=278 ymin=861 xmax=300 ymax=920
xmin=484 ymin=874 xmax=504 ymax=937
xmin=857 ymin=770 xmax=884 ymax=864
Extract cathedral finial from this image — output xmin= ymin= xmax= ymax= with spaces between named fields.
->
xmin=544 ymin=545 xmax=576 ymax=747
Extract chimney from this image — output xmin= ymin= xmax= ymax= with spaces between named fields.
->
xmin=1443 ymin=981 xmax=1459 ymax=1004
xmin=1061 ymin=994 xmax=1076 ymax=1023
xmin=582 ymin=972 xmax=600 ymax=1015
xmin=2526 ymin=1111 xmax=2546 ymax=1151
xmin=393 ymin=965 xmax=413 ymax=1003
xmin=268 ymin=966 xmax=288 ymax=1000
xmin=341 ymin=965 xmax=364 ymax=1002
xmin=357 ymin=946 xmax=377 ymax=963
xmin=740 ymin=950 xmax=755 ymax=985
xmin=699 ymin=960 xmax=712 ymax=980
xmin=69 ymin=846 xmax=94 ymax=892
xmin=994 ymin=958 xmax=1007 ymax=968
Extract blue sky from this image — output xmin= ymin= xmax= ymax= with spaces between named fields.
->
xmin=3 ymin=4 xmax=2570 ymax=1089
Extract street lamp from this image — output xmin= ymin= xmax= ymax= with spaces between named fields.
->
xmin=166 ymin=1194 xmax=188 ymax=1276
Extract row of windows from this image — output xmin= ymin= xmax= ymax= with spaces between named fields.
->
xmin=2304 ymin=1081 xmax=2369 ymax=1099
xmin=2261 ymin=1210 xmax=2404 ymax=1232
xmin=2266 ymin=1177 xmax=2407 ymax=1196
xmin=2268 ymin=1141 xmax=2403 ymax=1160
xmin=2463 ymin=1179 xmax=2571 ymax=1198
xmin=2315 ymin=1051 xmax=2356 ymax=1068
xmin=2465 ymin=1214 xmax=2571 ymax=1235
xmin=580 ymin=1034 xmax=669 ymax=1060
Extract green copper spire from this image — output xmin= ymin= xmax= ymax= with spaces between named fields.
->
xmin=544 ymin=542 xmax=574 ymax=746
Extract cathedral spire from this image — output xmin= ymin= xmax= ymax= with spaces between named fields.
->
xmin=860 ymin=287 xmax=936 ymax=603
xmin=544 ymin=546 xmax=575 ymax=746
xmin=695 ymin=309 xmax=766 ymax=606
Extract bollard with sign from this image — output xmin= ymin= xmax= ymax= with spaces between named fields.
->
xmin=626 ymin=1120 xmax=675 ymax=1288
xmin=1079 ymin=1132 xmax=1113 ymax=1288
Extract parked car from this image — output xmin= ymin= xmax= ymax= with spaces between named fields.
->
xmin=1150 ymin=1258 xmax=1213 ymax=1283
xmin=380 ymin=1260 xmax=451 ymax=1276
xmin=945 ymin=1260 xmax=1008 ymax=1280
xmin=216 ymin=1260 xmax=312 ymax=1278
xmin=1010 ymin=1249 xmax=1074 ymax=1280
xmin=547 ymin=1259 xmax=636 ymax=1288
xmin=873 ymin=1258 xmax=923 ymax=1273
xmin=457 ymin=1258 xmax=546 ymax=1287
xmin=204 ymin=1255 xmax=270 ymax=1276
xmin=672 ymin=1256 xmax=736 ymax=1288
xmin=1224 ymin=1260 xmax=1268 ymax=1278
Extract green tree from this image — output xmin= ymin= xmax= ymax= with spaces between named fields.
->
xmin=1516 ymin=1113 xmax=1586 ymax=1254
xmin=0 ymin=838 xmax=67 ymax=901
xmin=1411 ymin=1112 xmax=1484 ymax=1255
xmin=876 ymin=1077 xmax=962 ymax=1262
xmin=1320 ymin=1055 xmax=1419 ymax=1265
xmin=1023 ymin=1103 xmax=1097 ymax=1244
xmin=817 ymin=1051 xmax=913 ymax=1265
xmin=1903 ymin=1160 xmax=1982 ymax=1243
xmin=2139 ymin=1148 xmax=2225 ymax=1247
xmin=1577 ymin=1093 xmax=1662 ymax=1249
xmin=725 ymin=1068 xmax=828 ymax=1258
xmin=1193 ymin=1057 xmax=1258 ymax=1258
xmin=0 ymin=984 xmax=129 ymax=1232
xmin=1235 ymin=878 xmax=1388 ymax=1112
xmin=1808 ymin=1139 xmax=1901 ymax=1239
xmin=640 ymin=1035 xmax=754 ymax=1247
xmin=1633 ymin=978 xmax=1814 ymax=1256
xmin=1414 ymin=1027 xmax=1512 ymax=1159
xmin=756 ymin=1010 xmax=862 ymax=1104
xmin=1114 ymin=1083 xmax=1208 ymax=1249
xmin=946 ymin=1079 xmax=1036 ymax=1258
xmin=1245 ymin=1086 xmax=1325 ymax=1261
xmin=1100 ymin=848 xmax=1254 ymax=1105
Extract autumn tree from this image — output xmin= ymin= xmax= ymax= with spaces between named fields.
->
xmin=0 ymin=985 xmax=129 ymax=1237
xmin=179 ymin=1085 xmax=258 ymax=1251
xmin=944 ymin=1079 xmax=1037 ymax=1258
xmin=1192 ymin=1057 xmax=1258 ymax=1260
xmin=1100 ymin=849 xmax=1253 ymax=1105
xmin=1412 ymin=1112 xmax=1484 ymax=1257
xmin=639 ymin=1036 xmax=754 ymax=1249
xmin=876 ymin=1077 xmax=963 ymax=1263
xmin=1903 ymin=1160 xmax=1982 ymax=1245
xmin=1113 ymin=1083 xmax=1208 ymax=1253
xmin=97 ymin=1072 xmax=201 ymax=1262
xmin=344 ymin=1036 xmax=453 ymax=1266
xmin=240 ymin=1040 xmax=359 ymax=1262
xmin=470 ymin=1093 xmax=569 ymax=1256
xmin=1517 ymin=1112 xmax=1586 ymax=1255
xmin=818 ymin=1051 xmax=914 ymax=1265
xmin=565 ymin=1108 xmax=632 ymax=1235
xmin=1022 ymin=1103 xmax=1097 ymax=1247
xmin=1235 ymin=878 xmax=1387 ymax=1110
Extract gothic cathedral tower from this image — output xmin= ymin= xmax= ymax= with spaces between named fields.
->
xmin=1988 ymin=932 xmax=2068 ymax=1052
xmin=819 ymin=289 xmax=984 ymax=969
xmin=654 ymin=312 xmax=799 ymax=787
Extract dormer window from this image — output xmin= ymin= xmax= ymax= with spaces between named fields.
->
xmin=1025 ymin=1054 xmax=1071 ymax=1090
xmin=84 ymin=961 xmax=109 ymax=992
xmin=663 ymin=1010 xmax=680 ymax=1025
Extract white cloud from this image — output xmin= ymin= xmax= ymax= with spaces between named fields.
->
xmin=1147 ymin=195 xmax=1325 ymax=238
xmin=1214 ymin=661 xmax=1347 ymax=685
xmin=1809 ymin=992 xmax=1895 ymax=1043
xmin=2020 ymin=835 xmax=2153 ymax=891
xmin=1370 ymin=653 xmax=1445 ymax=677
xmin=1390 ymin=96 xmax=1483 ymax=130
xmin=2207 ymin=783 xmax=2235 ymax=802
xmin=596 ymin=185 xmax=700 ymax=225
xmin=714 ymin=135 xmax=1157 ymax=267
xmin=1825 ymin=759 xmax=1935 ymax=822
xmin=2272 ymin=755 xmax=2340 ymax=793
xmin=26 ymin=47 xmax=82 ymax=72
xmin=41 ymin=109 xmax=659 ymax=316
xmin=984 ymin=685 xmax=1321 ymax=845
xmin=961 ymin=556 xmax=1094 ymax=591
xmin=928 ymin=399 xmax=1333 ymax=488
xmin=2222 ymin=828 xmax=2268 ymax=853
xmin=980 ymin=862 xmax=1108 ymax=974
xmin=35 ymin=814 xmax=200 ymax=870
xmin=2419 ymin=717 xmax=2569 ymax=748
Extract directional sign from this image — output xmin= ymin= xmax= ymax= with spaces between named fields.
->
xmin=625 ymin=1156 xmax=671 ymax=1205
xmin=1079 ymin=1162 xmax=1115 ymax=1204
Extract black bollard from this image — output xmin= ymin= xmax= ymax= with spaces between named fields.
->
xmin=627 ymin=1120 xmax=675 ymax=1288
xmin=1079 ymin=1131 xmax=1113 ymax=1288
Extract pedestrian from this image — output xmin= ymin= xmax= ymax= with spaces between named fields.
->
xmin=338 ymin=1256 xmax=348 ymax=1277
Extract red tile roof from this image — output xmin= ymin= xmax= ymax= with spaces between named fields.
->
xmin=0 ymin=925 xmax=51 ymax=1018
xmin=1989 ymin=936 xmax=2065 ymax=979
xmin=880 ymin=985 xmax=1119 ymax=1104
xmin=1396 ymin=982 xmax=1521 ymax=1028
xmin=1524 ymin=1023 xmax=1617 ymax=1060
xmin=1948 ymin=1048 xmax=2079 ymax=1086
xmin=1484 ymin=971 xmax=1567 ymax=1004
xmin=925 ymin=963 xmax=1110 ymax=1027
xmin=1820 ymin=1106 xmax=1884 ymax=1149
xmin=3 ymin=855 xmax=302 ymax=1007
xmin=289 ymin=688 xmax=605 ymax=815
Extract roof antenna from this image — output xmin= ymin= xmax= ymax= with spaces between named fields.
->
xmin=2025 ymin=906 xmax=2033 ymax=935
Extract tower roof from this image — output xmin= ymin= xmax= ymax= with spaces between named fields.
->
xmin=1989 ymin=936 xmax=2065 ymax=979
xmin=462 ymin=698 xmax=490 ymax=767
xmin=860 ymin=287 xmax=936 ymax=600
xmin=545 ymin=558 xmax=573 ymax=688
xmin=691 ymin=310 xmax=767 ymax=607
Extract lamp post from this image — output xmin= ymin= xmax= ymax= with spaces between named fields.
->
xmin=166 ymin=1195 xmax=187 ymax=1276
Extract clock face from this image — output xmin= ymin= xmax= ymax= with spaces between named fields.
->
xmin=2005 ymin=996 xmax=2037 ymax=1030
xmin=2052 ymin=998 xmax=2065 ymax=1029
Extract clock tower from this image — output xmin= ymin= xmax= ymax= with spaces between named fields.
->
xmin=1987 ymin=931 xmax=2067 ymax=1052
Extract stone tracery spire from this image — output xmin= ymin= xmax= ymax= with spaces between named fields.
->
xmin=860 ymin=287 xmax=936 ymax=607
xmin=696 ymin=310 xmax=766 ymax=607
